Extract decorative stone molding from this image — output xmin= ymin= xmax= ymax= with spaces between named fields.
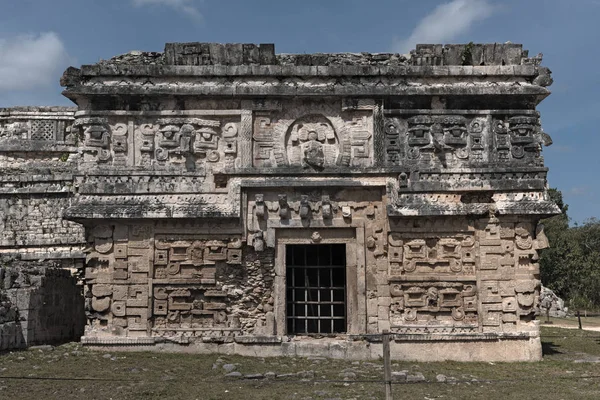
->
xmin=0 ymin=41 xmax=559 ymax=361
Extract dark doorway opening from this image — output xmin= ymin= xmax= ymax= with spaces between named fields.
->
xmin=285 ymin=244 xmax=346 ymax=334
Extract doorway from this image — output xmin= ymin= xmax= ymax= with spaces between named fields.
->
xmin=285 ymin=244 xmax=347 ymax=334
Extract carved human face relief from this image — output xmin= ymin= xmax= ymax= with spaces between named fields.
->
xmin=286 ymin=115 xmax=338 ymax=169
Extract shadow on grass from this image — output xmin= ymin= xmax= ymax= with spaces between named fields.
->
xmin=541 ymin=340 xmax=563 ymax=355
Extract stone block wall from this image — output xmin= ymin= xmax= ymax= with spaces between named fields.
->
xmin=0 ymin=259 xmax=86 ymax=350
xmin=80 ymin=221 xmax=277 ymax=341
xmin=0 ymin=107 xmax=86 ymax=262
xmin=0 ymin=42 xmax=560 ymax=361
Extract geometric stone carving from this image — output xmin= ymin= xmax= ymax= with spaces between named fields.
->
xmin=389 ymin=282 xmax=478 ymax=326
xmin=387 ymin=233 xmax=475 ymax=276
xmin=41 ymin=42 xmax=558 ymax=360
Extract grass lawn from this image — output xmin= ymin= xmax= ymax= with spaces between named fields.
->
xmin=1 ymin=326 xmax=599 ymax=400
xmin=541 ymin=315 xmax=600 ymax=329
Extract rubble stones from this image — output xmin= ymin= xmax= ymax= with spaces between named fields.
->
xmin=94 ymin=43 xmax=540 ymax=68
xmin=222 ymin=363 xmax=237 ymax=372
xmin=407 ymin=372 xmax=426 ymax=382
xmin=244 ymin=373 xmax=264 ymax=379
xmin=392 ymin=370 xmax=408 ymax=381
xmin=0 ymin=258 xmax=85 ymax=351
xmin=540 ymin=285 xmax=568 ymax=318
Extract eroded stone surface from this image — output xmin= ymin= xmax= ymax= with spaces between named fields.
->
xmin=0 ymin=258 xmax=85 ymax=350
xmin=540 ymin=285 xmax=568 ymax=318
xmin=0 ymin=42 xmax=559 ymax=361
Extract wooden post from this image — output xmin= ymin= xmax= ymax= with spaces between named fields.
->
xmin=382 ymin=330 xmax=393 ymax=400
xmin=577 ymin=310 xmax=582 ymax=330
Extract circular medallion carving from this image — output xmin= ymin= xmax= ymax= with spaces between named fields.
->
xmin=222 ymin=122 xmax=238 ymax=138
xmin=404 ymin=309 xmax=417 ymax=321
xmin=111 ymin=301 xmax=126 ymax=317
xmin=311 ymin=231 xmax=322 ymax=243
xmin=167 ymin=262 xmax=180 ymax=276
xmin=404 ymin=260 xmax=417 ymax=272
xmin=98 ymin=149 xmax=111 ymax=162
xmin=462 ymin=236 xmax=475 ymax=247
xmin=407 ymin=147 xmax=420 ymax=160
xmin=452 ymin=307 xmax=465 ymax=321
xmin=285 ymin=115 xmax=339 ymax=169
xmin=511 ymin=146 xmax=525 ymax=159
xmin=450 ymin=259 xmax=463 ymax=273
xmin=94 ymin=237 xmax=113 ymax=254
xmin=155 ymin=147 xmax=168 ymax=161
xmin=154 ymin=287 xmax=168 ymax=300
xmin=207 ymin=150 xmax=220 ymax=162
xmin=455 ymin=148 xmax=469 ymax=159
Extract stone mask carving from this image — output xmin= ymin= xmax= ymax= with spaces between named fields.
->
xmin=286 ymin=115 xmax=338 ymax=169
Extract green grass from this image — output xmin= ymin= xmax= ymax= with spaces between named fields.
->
xmin=542 ymin=315 xmax=600 ymax=328
xmin=0 ymin=326 xmax=599 ymax=400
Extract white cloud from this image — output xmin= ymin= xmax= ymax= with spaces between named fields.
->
xmin=132 ymin=0 xmax=203 ymax=20
xmin=392 ymin=0 xmax=496 ymax=53
xmin=0 ymin=32 xmax=71 ymax=91
xmin=569 ymin=186 xmax=591 ymax=197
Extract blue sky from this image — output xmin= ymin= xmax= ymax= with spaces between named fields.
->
xmin=1 ymin=0 xmax=598 ymax=223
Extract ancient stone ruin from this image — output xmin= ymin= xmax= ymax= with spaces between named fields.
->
xmin=0 ymin=258 xmax=85 ymax=350
xmin=0 ymin=42 xmax=559 ymax=361
xmin=540 ymin=285 xmax=568 ymax=318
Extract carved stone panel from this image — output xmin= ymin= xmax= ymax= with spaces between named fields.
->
xmin=151 ymin=286 xmax=237 ymax=335
xmin=389 ymin=281 xmax=478 ymax=330
xmin=255 ymin=101 xmax=373 ymax=170
xmin=387 ymin=232 xmax=476 ymax=277
xmin=382 ymin=112 xmax=549 ymax=168
xmin=154 ymin=236 xmax=242 ymax=284
xmin=492 ymin=115 xmax=545 ymax=166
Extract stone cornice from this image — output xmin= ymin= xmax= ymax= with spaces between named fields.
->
xmin=63 ymin=81 xmax=549 ymax=101
xmin=76 ymin=63 xmax=540 ymax=78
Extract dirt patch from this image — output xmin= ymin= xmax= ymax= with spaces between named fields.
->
xmin=0 ymin=327 xmax=599 ymax=399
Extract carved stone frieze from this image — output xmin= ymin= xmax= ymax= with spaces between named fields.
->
xmin=84 ymin=222 xmax=246 ymax=337
xmin=0 ymin=108 xmax=75 ymax=144
xmin=389 ymin=281 xmax=478 ymax=328
xmin=492 ymin=115 xmax=547 ymax=165
xmin=383 ymin=112 xmax=554 ymax=169
xmin=0 ymin=42 xmax=559 ymax=360
xmin=252 ymin=101 xmax=373 ymax=170
xmin=387 ymin=232 xmax=476 ymax=277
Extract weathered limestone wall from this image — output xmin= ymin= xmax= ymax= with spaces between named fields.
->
xmin=0 ymin=258 xmax=86 ymax=350
xmin=540 ymin=285 xmax=568 ymax=318
xmin=0 ymin=42 xmax=559 ymax=360
xmin=0 ymin=107 xmax=86 ymax=262
xmin=0 ymin=108 xmax=87 ymax=350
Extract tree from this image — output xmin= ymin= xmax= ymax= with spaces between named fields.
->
xmin=539 ymin=189 xmax=600 ymax=310
xmin=539 ymin=188 xmax=571 ymax=296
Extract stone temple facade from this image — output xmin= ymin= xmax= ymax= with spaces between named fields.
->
xmin=0 ymin=42 xmax=559 ymax=361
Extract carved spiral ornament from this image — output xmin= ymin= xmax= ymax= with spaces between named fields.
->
xmin=452 ymin=307 xmax=465 ymax=321
xmin=404 ymin=309 xmax=417 ymax=321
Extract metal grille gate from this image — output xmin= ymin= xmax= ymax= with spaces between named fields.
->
xmin=286 ymin=244 xmax=346 ymax=334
